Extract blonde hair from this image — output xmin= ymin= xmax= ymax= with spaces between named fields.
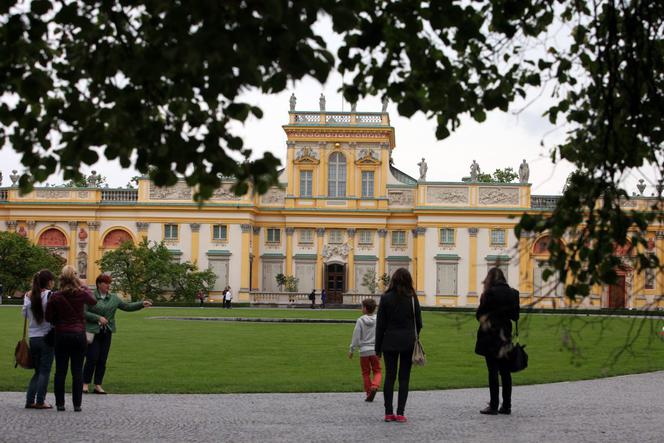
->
xmin=59 ymin=265 xmax=81 ymax=292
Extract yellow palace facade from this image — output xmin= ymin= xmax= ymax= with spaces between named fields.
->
xmin=1 ymin=107 xmax=663 ymax=310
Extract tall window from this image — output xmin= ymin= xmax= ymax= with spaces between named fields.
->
xmin=266 ymin=228 xmax=281 ymax=243
xmin=164 ymin=224 xmax=178 ymax=240
xmin=490 ymin=228 xmax=506 ymax=246
xmin=212 ymin=225 xmax=227 ymax=241
xmin=299 ymin=229 xmax=314 ymax=244
xmin=361 ymin=171 xmax=374 ymax=197
xmin=391 ymin=230 xmax=406 ymax=246
xmin=328 ymin=152 xmax=346 ymax=197
xmin=440 ymin=228 xmax=455 ymax=245
xmin=300 ymin=170 xmax=312 ymax=198
xmin=329 ymin=229 xmax=343 ymax=244
xmin=358 ymin=230 xmax=373 ymax=245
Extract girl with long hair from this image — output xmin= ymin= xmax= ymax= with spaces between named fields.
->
xmin=375 ymin=267 xmax=423 ymax=423
xmin=22 ymin=269 xmax=56 ymax=409
xmin=45 ymin=265 xmax=96 ymax=412
xmin=474 ymin=267 xmax=520 ymax=415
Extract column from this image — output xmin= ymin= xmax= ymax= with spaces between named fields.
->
xmin=87 ymin=221 xmax=100 ymax=280
xmin=316 ymin=228 xmax=325 ymax=290
xmin=68 ymin=221 xmax=78 ymax=266
xmin=5 ymin=220 xmax=17 ymax=233
xmin=468 ymin=227 xmax=478 ymax=297
xmin=411 ymin=228 xmax=418 ymax=289
xmin=657 ymin=231 xmax=664 ymax=300
xmin=518 ymin=231 xmax=533 ymax=300
xmin=347 ymin=228 xmax=356 ymax=291
xmin=348 ymin=142 xmax=356 ymax=199
xmin=416 ymin=227 xmax=426 ymax=292
xmin=240 ymin=224 xmax=252 ymax=301
xmin=378 ymin=229 xmax=387 ymax=277
xmin=136 ymin=222 xmax=149 ymax=241
xmin=285 ymin=227 xmax=294 ymax=276
xmin=251 ymin=227 xmax=261 ymax=290
xmin=190 ymin=223 xmax=200 ymax=265
xmin=27 ymin=220 xmax=36 ymax=242
xmin=286 ymin=141 xmax=296 ymax=196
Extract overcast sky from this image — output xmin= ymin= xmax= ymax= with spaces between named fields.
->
xmin=1 ymin=15 xmax=659 ymax=197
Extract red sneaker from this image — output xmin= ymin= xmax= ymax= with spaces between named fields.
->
xmin=395 ymin=415 xmax=407 ymax=423
xmin=384 ymin=414 xmax=396 ymax=422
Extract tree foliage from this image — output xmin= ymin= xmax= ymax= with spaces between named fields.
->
xmin=0 ymin=231 xmax=64 ymax=298
xmin=362 ymin=269 xmax=378 ymax=294
xmin=2 ymin=1 xmax=664 ymax=295
xmin=98 ymin=238 xmax=215 ymax=302
xmin=476 ymin=167 xmax=519 ymax=183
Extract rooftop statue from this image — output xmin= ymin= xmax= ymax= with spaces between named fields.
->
xmin=319 ymin=93 xmax=326 ymax=112
xmin=381 ymin=95 xmax=388 ymax=113
xmin=519 ymin=159 xmax=530 ymax=183
xmin=417 ymin=158 xmax=428 ymax=181
xmin=470 ymin=160 xmax=481 ymax=182
xmin=289 ymin=93 xmax=296 ymax=111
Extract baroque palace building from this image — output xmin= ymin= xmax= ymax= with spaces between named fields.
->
xmin=1 ymin=105 xmax=663 ymax=310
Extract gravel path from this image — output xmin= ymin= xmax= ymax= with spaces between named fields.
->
xmin=1 ymin=371 xmax=663 ymax=442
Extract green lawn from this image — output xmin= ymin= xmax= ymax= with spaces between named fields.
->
xmin=2 ymin=307 xmax=663 ymax=394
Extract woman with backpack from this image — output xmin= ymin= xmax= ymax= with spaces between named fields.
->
xmin=474 ymin=267 xmax=520 ymax=415
xmin=22 ymin=269 xmax=56 ymax=409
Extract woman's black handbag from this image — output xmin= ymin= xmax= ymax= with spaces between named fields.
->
xmin=507 ymin=320 xmax=528 ymax=372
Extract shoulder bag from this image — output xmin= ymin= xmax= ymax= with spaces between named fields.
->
xmin=411 ymin=296 xmax=426 ymax=366
xmin=507 ymin=319 xmax=528 ymax=372
xmin=15 ymin=316 xmax=33 ymax=369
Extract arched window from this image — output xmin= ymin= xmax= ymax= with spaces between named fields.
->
xmin=328 ymin=152 xmax=346 ymax=197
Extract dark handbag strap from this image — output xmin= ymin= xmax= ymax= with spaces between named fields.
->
xmin=21 ymin=314 xmax=28 ymax=340
xmin=411 ymin=296 xmax=419 ymax=340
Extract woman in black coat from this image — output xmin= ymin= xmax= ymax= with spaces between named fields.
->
xmin=375 ymin=268 xmax=423 ymax=423
xmin=475 ymin=267 xmax=520 ymax=415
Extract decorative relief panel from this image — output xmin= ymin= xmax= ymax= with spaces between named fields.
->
xmin=426 ymin=187 xmax=469 ymax=205
xmin=388 ymin=190 xmax=414 ymax=206
xmin=35 ymin=189 xmax=70 ymax=199
xmin=294 ymin=146 xmax=320 ymax=162
xmin=210 ymin=184 xmax=241 ymax=201
xmin=322 ymin=242 xmax=351 ymax=262
xmin=102 ymin=229 xmax=133 ymax=248
xmin=261 ymin=187 xmax=285 ymax=205
xmin=356 ymin=148 xmax=380 ymax=163
xmin=149 ymin=182 xmax=192 ymax=200
xmin=479 ymin=187 xmax=519 ymax=205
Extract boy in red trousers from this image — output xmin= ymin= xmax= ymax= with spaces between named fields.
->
xmin=348 ymin=299 xmax=382 ymax=402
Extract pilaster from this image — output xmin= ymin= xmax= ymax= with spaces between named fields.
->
xmin=316 ymin=228 xmax=325 ymax=290
xmin=468 ymin=227 xmax=479 ymax=296
xmin=240 ymin=224 xmax=252 ymax=300
xmin=87 ymin=222 xmax=100 ymax=280
xmin=285 ymin=227 xmax=294 ymax=276
xmin=190 ymin=223 xmax=200 ymax=264
xmin=347 ymin=228 xmax=356 ymax=291
xmin=136 ymin=222 xmax=150 ymax=241
xmin=378 ymin=229 xmax=387 ymax=277
xmin=416 ymin=227 xmax=426 ymax=291
xmin=68 ymin=221 xmax=78 ymax=266
xmin=252 ymin=227 xmax=261 ymax=290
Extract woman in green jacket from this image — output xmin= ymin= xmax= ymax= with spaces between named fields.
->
xmin=83 ymin=274 xmax=152 ymax=394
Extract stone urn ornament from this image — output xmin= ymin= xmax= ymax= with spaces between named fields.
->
xmin=637 ymin=179 xmax=646 ymax=196
xmin=10 ymin=170 xmax=20 ymax=186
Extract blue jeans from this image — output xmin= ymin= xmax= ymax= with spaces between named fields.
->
xmin=26 ymin=336 xmax=54 ymax=405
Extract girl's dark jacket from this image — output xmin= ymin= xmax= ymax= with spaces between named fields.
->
xmin=375 ymin=290 xmax=423 ymax=354
xmin=474 ymin=282 xmax=520 ymax=357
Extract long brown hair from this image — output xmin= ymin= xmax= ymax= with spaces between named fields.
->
xmin=30 ymin=269 xmax=55 ymax=324
xmin=59 ymin=265 xmax=81 ymax=293
xmin=386 ymin=268 xmax=416 ymax=297
xmin=480 ymin=267 xmax=507 ymax=302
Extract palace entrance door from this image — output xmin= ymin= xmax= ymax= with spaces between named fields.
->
xmin=325 ymin=263 xmax=345 ymax=305
xmin=608 ymin=274 xmax=626 ymax=308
